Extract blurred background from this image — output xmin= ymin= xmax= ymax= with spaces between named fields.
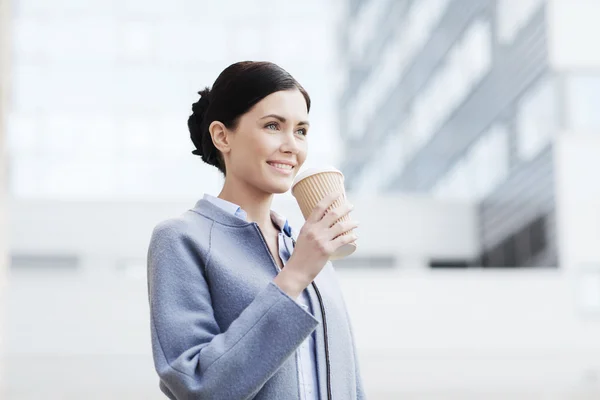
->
xmin=2 ymin=0 xmax=600 ymax=398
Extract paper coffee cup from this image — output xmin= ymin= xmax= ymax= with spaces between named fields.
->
xmin=291 ymin=166 xmax=356 ymax=260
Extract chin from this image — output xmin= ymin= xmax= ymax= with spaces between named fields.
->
xmin=267 ymin=183 xmax=292 ymax=195
xmin=260 ymin=177 xmax=294 ymax=195
xmin=260 ymin=166 xmax=297 ymax=194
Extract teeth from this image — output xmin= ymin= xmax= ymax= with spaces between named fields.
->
xmin=269 ymin=163 xmax=293 ymax=170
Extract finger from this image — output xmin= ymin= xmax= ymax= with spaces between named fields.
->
xmin=331 ymin=231 xmax=358 ymax=250
xmin=321 ymin=202 xmax=354 ymax=228
xmin=328 ymin=220 xmax=359 ymax=240
xmin=307 ymin=191 xmax=344 ymax=223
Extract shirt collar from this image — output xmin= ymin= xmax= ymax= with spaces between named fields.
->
xmin=269 ymin=210 xmax=293 ymax=237
xmin=202 ymin=194 xmax=244 ymax=217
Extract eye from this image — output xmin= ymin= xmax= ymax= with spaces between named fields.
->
xmin=265 ymin=122 xmax=279 ymax=131
xmin=296 ymin=128 xmax=308 ymax=136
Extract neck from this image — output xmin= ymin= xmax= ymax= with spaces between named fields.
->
xmin=218 ymin=176 xmax=276 ymax=234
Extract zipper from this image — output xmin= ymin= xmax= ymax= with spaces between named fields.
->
xmin=292 ymin=237 xmax=332 ymax=400
xmin=253 ymin=223 xmax=332 ymax=400
xmin=252 ymin=223 xmax=281 ymax=272
xmin=310 ymin=280 xmax=332 ymax=400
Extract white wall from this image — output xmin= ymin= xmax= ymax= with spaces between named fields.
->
xmin=7 ymin=193 xmax=480 ymax=271
xmin=554 ymin=133 xmax=600 ymax=316
xmin=6 ymin=194 xmax=600 ymax=398
xmin=344 ymin=270 xmax=600 ymax=398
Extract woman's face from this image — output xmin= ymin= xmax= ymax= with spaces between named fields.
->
xmin=224 ymin=89 xmax=309 ymax=194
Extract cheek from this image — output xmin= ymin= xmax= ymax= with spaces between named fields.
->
xmin=236 ymin=130 xmax=269 ymax=157
xmin=251 ymin=134 xmax=280 ymax=156
xmin=298 ymin=143 xmax=308 ymax=165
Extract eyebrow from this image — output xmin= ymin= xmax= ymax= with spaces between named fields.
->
xmin=260 ymin=114 xmax=310 ymax=127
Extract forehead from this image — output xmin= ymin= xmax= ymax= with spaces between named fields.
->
xmin=249 ymin=89 xmax=309 ymax=120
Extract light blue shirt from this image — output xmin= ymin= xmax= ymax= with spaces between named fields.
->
xmin=202 ymin=194 xmax=320 ymax=400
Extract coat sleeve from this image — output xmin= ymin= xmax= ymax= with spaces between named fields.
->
xmin=147 ymin=221 xmax=319 ymax=400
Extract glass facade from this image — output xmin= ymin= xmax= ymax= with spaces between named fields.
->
xmin=433 ymin=124 xmax=509 ymax=202
xmin=7 ymin=0 xmax=342 ymax=200
xmin=516 ymin=76 xmax=558 ymax=161
xmin=339 ymin=0 xmax=574 ymax=267
xmin=497 ymin=0 xmax=544 ymax=44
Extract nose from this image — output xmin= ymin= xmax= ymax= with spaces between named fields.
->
xmin=280 ymin=130 xmax=300 ymax=154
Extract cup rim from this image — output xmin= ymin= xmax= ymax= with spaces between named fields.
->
xmin=291 ymin=166 xmax=344 ymax=190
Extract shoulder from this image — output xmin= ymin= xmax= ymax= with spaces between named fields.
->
xmin=149 ymin=210 xmax=214 ymax=253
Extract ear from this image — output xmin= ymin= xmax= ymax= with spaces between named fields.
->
xmin=209 ymin=121 xmax=232 ymax=154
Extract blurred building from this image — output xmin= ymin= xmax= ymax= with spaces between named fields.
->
xmin=340 ymin=0 xmax=600 ymax=268
xmin=6 ymin=0 xmax=342 ymax=203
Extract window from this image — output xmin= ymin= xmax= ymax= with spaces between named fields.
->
xmin=404 ymin=19 xmax=492 ymax=155
xmin=429 ymin=260 xmax=470 ymax=268
xmin=470 ymin=125 xmax=510 ymax=199
xmin=529 ymin=215 xmax=546 ymax=256
xmin=10 ymin=254 xmax=79 ymax=270
xmin=348 ymin=0 xmax=387 ymax=61
xmin=354 ymin=126 xmax=406 ymax=193
xmin=462 ymin=19 xmax=492 ymax=86
xmin=480 ymin=214 xmax=549 ymax=267
xmin=433 ymin=159 xmax=472 ymax=202
xmin=433 ymin=124 xmax=509 ymax=202
xmin=566 ymin=75 xmax=600 ymax=131
xmin=516 ymin=77 xmax=558 ymax=161
xmin=333 ymin=255 xmax=396 ymax=269
xmin=405 ymin=0 xmax=450 ymax=57
xmin=497 ymin=0 xmax=544 ymax=44
xmin=346 ymin=0 xmax=450 ymax=140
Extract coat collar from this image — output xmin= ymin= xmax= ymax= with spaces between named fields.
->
xmin=191 ymin=198 xmax=293 ymax=238
xmin=191 ymin=199 xmax=253 ymax=228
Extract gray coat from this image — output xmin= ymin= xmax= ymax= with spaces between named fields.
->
xmin=147 ymin=198 xmax=365 ymax=399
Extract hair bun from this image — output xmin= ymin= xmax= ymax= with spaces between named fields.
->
xmin=189 ymin=87 xmax=211 ymax=156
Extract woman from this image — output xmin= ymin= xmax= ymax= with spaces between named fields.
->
xmin=147 ymin=61 xmax=364 ymax=400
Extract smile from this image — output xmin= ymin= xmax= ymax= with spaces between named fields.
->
xmin=267 ymin=162 xmax=295 ymax=174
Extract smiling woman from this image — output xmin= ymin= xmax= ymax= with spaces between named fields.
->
xmin=147 ymin=61 xmax=364 ymax=400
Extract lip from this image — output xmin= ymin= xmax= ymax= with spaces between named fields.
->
xmin=267 ymin=161 xmax=296 ymax=175
xmin=267 ymin=160 xmax=297 ymax=167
